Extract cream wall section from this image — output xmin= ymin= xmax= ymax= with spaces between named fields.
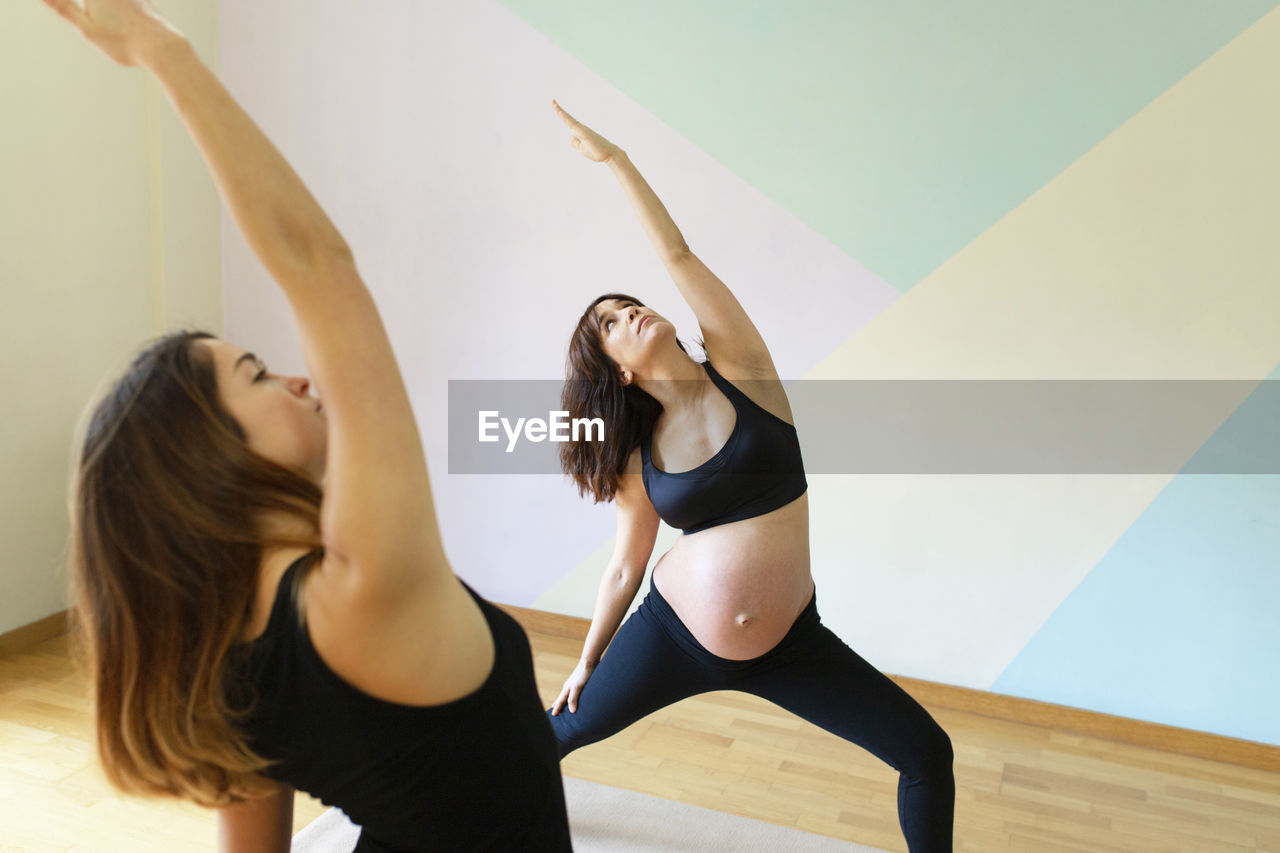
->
xmin=149 ymin=2 xmax=223 ymax=335
xmin=0 ymin=2 xmax=221 ymax=635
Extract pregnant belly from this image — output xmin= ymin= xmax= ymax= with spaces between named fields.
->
xmin=652 ymin=496 xmax=813 ymax=660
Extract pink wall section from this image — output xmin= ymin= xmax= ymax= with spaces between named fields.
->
xmin=218 ymin=0 xmax=895 ymax=604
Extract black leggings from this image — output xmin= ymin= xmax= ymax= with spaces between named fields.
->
xmin=547 ymin=576 xmax=955 ymax=852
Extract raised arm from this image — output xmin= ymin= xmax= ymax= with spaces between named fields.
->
xmin=552 ymin=453 xmax=660 ymax=715
xmin=44 ymin=0 xmax=449 ymax=592
xmin=553 ymin=100 xmax=777 ymax=374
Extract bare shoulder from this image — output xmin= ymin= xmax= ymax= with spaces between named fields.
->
xmin=297 ymin=552 xmax=497 ymax=707
xmin=616 ymin=447 xmax=657 ymax=509
xmin=613 ymin=447 xmax=653 ymax=511
xmin=622 ymin=444 xmax=645 ymax=477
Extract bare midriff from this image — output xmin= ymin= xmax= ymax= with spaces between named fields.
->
xmin=651 ymin=493 xmax=812 ymax=660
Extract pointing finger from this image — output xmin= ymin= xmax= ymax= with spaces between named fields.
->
xmin=552 ymin=99 xmax=577 ymax=127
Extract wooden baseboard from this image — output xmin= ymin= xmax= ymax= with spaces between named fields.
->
xmin=497 ymin=602 xmax=1280 ymax=774
xmin=0 ymin=609 xmax=69 ymax=658
xmin=11 ymin=603 xmax=1276 ymax=773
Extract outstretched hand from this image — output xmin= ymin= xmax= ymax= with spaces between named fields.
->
xmin=39 ymin=0 xmax=184 ymax=68
xmin=552 ymin=99 xmax=621 ymax=164
xmin=550 ymin=658 xmax=596 ymax=716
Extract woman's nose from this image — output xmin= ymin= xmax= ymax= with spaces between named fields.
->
xmin=289 ymin=376 xmax=311 ymax=396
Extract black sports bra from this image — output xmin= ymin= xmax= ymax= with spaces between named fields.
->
xmin=641 ymin=360 xmax=807 ymax=534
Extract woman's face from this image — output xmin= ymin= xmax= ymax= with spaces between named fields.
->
xmin=198 ymin=338 xmax=328 ymax=482
xmin=593 ymin=297 xmax=670 ymax=381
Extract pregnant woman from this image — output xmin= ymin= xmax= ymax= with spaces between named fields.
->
xmin=549 ymin=100 xmax=955 ymax=852
xmin=42 ymin=1 xmax=570 ymax=850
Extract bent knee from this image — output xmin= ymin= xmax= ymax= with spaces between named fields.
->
xmin=931 ymin=725 xmax=954 ymax=768
xmin=546 ymin=708 xmax=595 ymax=759
xmin=903 ymin=719 xmax=953 ymax=781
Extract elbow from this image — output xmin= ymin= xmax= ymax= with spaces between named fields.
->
xmin=306 ymin=235 xmax=356 ymax=272
xmin=283 ymin=239 xmax=361 ymax=298
xmin=275 ymin=214 xmax=355 ymax=276
xmin=608 ymin=562 xmax=646 ymax=591
xmin=665 ymin=245 xmax=693 ymax=266
xmin=269 ymin=233 xmax=357 ymax=292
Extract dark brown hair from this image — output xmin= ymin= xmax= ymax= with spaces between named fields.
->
xmin=70 ymin=330 xmax=322 ymax=806
xmin=559 ymin=293 xmax=697 ymax=503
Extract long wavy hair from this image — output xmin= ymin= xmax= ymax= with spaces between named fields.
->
xmin=69 ymin=330 xmax=323 ymax=806
xmin=559 ymin=293 xmax=698 ymax=503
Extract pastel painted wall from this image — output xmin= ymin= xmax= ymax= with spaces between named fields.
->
xmin=211 ymin=0 xmax=1280 ymax=747
xmin=0 ymin=0 xmax=221 ymax=636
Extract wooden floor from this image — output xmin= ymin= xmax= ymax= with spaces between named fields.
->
xmin=2 ymin=628 xmax=1278 ymax=852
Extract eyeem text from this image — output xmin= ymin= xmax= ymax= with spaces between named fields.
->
xmin=478 ymin=410 xmax=605 ymax=452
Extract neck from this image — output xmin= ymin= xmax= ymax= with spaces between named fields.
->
xmin=633 ymin=351 xmax=709 ymax=414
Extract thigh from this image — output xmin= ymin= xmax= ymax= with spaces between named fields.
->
xmin=741 ymin=625 xmax=951 ymax=777
xmin=548 ymin=604 xmax=717 ymax=756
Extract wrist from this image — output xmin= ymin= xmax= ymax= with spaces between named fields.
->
xmin=605 ymin=148 xmax=631 ymax=170
xmin=138 ymin=31 xmax=195 ymax=75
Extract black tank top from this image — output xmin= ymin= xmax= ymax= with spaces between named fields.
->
xmin=239 ymin=552 xmax=572 ymax=852
xmin=641 ymin=360 xmax=807 ymax=534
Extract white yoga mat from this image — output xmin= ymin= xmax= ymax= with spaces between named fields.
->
xmin=291 ymin=776 xmax=887 ymax=851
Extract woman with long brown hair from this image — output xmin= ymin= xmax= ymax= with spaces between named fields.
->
xmin=44 ymin=1 xmax=570 ymax=850
xmin=548 ymin=100 xmax=956 ymax=852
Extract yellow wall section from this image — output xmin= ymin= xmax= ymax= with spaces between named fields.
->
xmin=809 ymin=8 xmax=1280 ymax=383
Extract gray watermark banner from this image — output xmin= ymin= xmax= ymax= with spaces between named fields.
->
xmin=447 ymin=379 xmax=1280 ymax=474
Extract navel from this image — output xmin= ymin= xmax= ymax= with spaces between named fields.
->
xmin=735 ymin=613 xmax=754 ymax=628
